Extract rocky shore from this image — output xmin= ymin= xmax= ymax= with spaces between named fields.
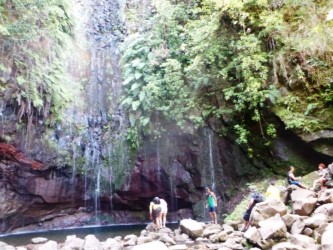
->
xmin=1 ymin=186 xmax=333 ymax=250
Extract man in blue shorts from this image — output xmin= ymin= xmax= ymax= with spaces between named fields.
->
xmin=287 ymin=166 xmax=307 ymax=189
xmin=205 ymin=187 xmax=217 ymax=224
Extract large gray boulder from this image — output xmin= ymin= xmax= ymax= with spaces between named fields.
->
xmin=250 ymin=200 xmax=288 ymax=226
xmin=63 ymin=235 xmax=84 ymax=250
xmin=179 ymin=219 xmax=203 ymax=239
xmin=244 ymin=226 xmax=262 ymax=245
xmin=202 ymin=224 xmax=222 ymax=238
xmin=314 ymin=203 xmax=333 ymax=218
xmin=290 ymin=219 xmax=305 ymax=235
xmin=258 ymin=214 xmax=287 ymax=240
xmin=38 ymin=240 xmax=58 ymax=250
xmin=282 ymin=214 xmax=305 ymax=228
xmin=272 ymin=242 xmax=304 ymax=250
xmin=101 ymin=238 xmax=123 ymax=250
xmin=292 ymin=197 xmax=317 ymax=216
xmin=318 ymin=189 xmax=333 ymax=204
xmin=131 ymin=241 xmax=168 ymax=250
xmin=321 ymin=223 xmax=333 ymax=250
xmin=290 ymin=234 xmax=320 ymax=250
xmin=304 ymin=213 xmax=329 ymax=229
xmin=83 ymin=235 xmax=102 ymax=250
xmin=290 ymin=189 xmax=316 ymax=201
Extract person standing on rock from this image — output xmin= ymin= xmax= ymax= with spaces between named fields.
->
xmin=149 ymin=197 xmax=162 ymax=230
xmin=287 ymin=166 xmax=307 ymax=189
xmin=242 ymin=186 xmax=263 ymax=232
xmin=205 ymin=187 xmax=217 ymax=224
xmin=160 ymin=198 xmax=168 ymax=228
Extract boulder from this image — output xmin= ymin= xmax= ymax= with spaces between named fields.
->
xmin=131 ymin=241 xmax=168 ymax=250
xmin=168 ymin=244 xmax=188 ymax=250
xmin=290 ymin=188 xmax=316 ymax=201
xmin=83 ymin=235 xmax=102 ymax=250
xmin=32 ymin=237 xmax=48 ymax=244
xmin=272 ymin=242 xmax=304 ymax=250
xmin=314 ymin=203 xmax=333 ymax=218
xmin=282 ymin=214 xmax=305 ymax=228
xmin=321 ymin=223 xmax=333 ymax=249
xmin=159 ymin=234 xmax=176 ymax=245
xmin=290 ymin=234 xmax=320 ymax=250
xmin=174 ymin=234 xmax=188 ymax=243
xmin=279 ymin=186 xmax=288 ymax=204
xmin=302 ymin=227 xmax=313 ymax=236
xmin=222 ymin=224 xmax=234 ymax=234
xmin=217 ymin=231 xmax=229 ymax=242
xmin=318 ymin=189 xmax=333 ymax=204
xmin=313 ymin=223 xmax=329 ymax=243
xmin=101 ymin=238 xmax=123 ymax=250
xmin=225 ymin=220 xmax=241 ymax=230
xmin=0 ymin=244 xmax=15 ymax=250
xmin=290 ymin=219 xmax=305 ymax=235
xmin=136 ymin=236 xmax=152 ymax=245
xmin=63 ymin=235 xmax=84 ymax=249
xmin=244 ymin=226 xmax=262 ymax=245
xmin=179 ymin=219 xmax=203 ymax=239
xmin=304 ymin=213 xmax=329 ymax=228
xmin=250 ymin=200 xmax=288 ymax=226
xmin=37 ymin=240 xmax=58 ymax=250
xmin=258 ymin=214 xmax=287 ymax=240
xmin=147 ymin=231 xmax=159 ymax=240
xmin=292 ymin=197 xmax=317 ymax=216
xmin=202 ymin=224 xmax=222 ymax=238
xmin=124 ymin=234 xmax=138 ymax=247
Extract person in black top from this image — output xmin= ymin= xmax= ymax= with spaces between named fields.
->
xmin=242 ymin=186 xmax=263 ymax=232
xmin=287 ymin=166 xmax=307 ymax=189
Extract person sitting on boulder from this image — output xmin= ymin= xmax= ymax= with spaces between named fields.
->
xmin=287 ymin=166 xmax=307 ymax=189
xmin=242 ymin=186 xmax=264 ymax=232
xmin=310 ymin=163 xmax=330 ymax=191
xmin=149 ymin=197 xmax=162 ymax=230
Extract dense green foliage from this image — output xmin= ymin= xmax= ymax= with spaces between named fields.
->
xmin=121 ymin=0 xmax=333 ymax=149
xmin=0 ymin=0 xmax=73 ymax=126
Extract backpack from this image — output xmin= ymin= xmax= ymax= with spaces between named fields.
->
xmin=252 ymin=192 xmax=264 ymax=203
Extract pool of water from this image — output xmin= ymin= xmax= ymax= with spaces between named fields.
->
xmin=0 ymin=224 xmax=150 ymax=247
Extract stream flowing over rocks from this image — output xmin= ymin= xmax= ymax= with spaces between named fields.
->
xmin=1 ymin=185 xmax=333 ymax=250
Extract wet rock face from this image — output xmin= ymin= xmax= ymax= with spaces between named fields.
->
xmin=110 ymin=133 xmax=205 ymax=212
xmin=0 ymin=144 xmax=87 ymax=232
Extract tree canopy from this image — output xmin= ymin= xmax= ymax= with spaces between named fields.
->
xmin=121 ymin=0 xmax=333 ymax=150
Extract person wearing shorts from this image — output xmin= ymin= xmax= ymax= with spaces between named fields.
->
xmin=205 ymin=187 xmax=217 ymax=224
xmin=287 ymin=166 xmax=307 ymax=189
xmin=149 ymin=197 xmax=162 ymax=229
xmin=160 ymin=198 xmax=168 ymax=228
xmin=310 ymin=163 xmax=329 ymax=191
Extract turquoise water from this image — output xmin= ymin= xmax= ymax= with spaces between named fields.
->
xmin=0 ymin=224 xmax=147 ymax=247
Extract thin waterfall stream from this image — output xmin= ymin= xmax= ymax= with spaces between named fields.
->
xmin=70 ymin=0 xmax=127 ymax=223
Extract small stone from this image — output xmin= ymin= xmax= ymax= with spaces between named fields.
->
xmin=31 ymin=237 xmax=48 ymax=244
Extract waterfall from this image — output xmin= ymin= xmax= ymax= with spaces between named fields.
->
xmin=208 ymin=131 xmax=216 ymax=191
xmin=156 ymin=140 xmax=162 ymax=183
xmin=202 ymin=128 xmax=217 ymax=191
xmin=67 ymin=0 xmax=127 ymax=224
